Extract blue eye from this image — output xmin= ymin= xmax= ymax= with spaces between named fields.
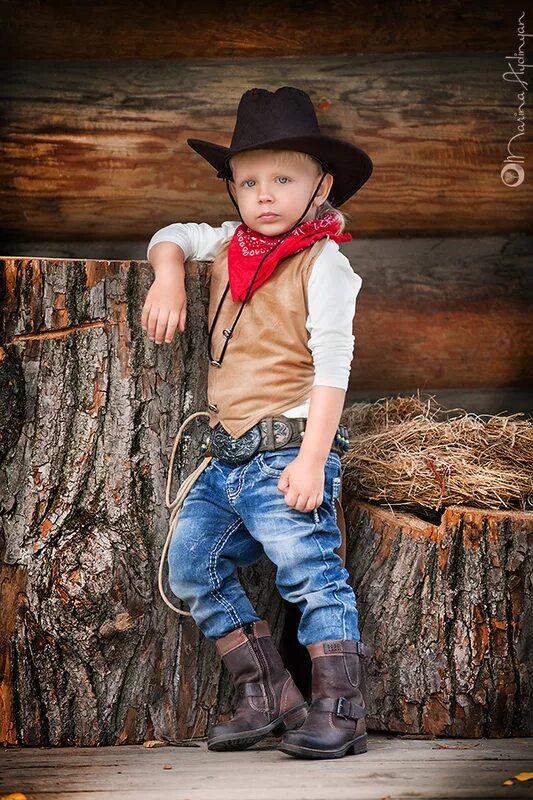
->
xmin=241 ymin=176 xmax=290 ymax=187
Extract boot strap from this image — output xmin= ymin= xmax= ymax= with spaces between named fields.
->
xmin=322 ymin=640 xmax=372 ymax=657
xmin=312 ymin=696 xmax=366 ymax=720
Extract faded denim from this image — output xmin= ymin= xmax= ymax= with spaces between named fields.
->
xmin=167 ymin=446 xmax=361 ymax=645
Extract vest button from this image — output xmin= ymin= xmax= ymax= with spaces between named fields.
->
xmin=208 ymin=403 xmax=219 ymax=413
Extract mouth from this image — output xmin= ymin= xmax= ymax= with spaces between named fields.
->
xmin=258 ymin=213 xmax=279 ymax=220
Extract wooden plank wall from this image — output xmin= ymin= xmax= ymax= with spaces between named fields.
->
xmin=0 ymin=0 xmax=531 ymax=413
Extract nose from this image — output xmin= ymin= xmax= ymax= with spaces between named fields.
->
xmin=257 ymin=183 xmax=274 ymax=202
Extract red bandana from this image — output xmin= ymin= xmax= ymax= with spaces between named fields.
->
xmin=226 ymin=212 xmax=352 ymax=302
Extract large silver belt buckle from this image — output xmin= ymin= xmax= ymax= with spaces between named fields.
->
xmin=211 ymin=423 xmax=263 ymax=465
xmin=210 ymin=416 xmax=295 ymax=464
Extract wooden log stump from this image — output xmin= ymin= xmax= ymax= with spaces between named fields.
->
xmin=0 ymin=256 xmax=285 ymax=746
xmin=346 ymin=501 xmax=533 ymax=738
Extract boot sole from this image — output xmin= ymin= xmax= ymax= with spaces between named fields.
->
xmin=207 ymin=703 xmax=308 ymax=751
xmin=278 ymin=732 xmax=368 ymax=759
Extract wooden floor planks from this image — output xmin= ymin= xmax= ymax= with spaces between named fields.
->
xmin=1 ymin=733 xmax=533 ymax=799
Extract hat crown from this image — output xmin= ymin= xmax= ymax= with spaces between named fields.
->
xmin=186 ymin=84 xmax=373 ymax=206
xmin=230 ymin=87 xmax=321 ymax=150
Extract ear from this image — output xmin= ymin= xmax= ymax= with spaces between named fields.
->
xmin=314 ymin=172 xmax=334 ymax=206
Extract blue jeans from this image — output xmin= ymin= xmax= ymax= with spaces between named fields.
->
xmin=167 ymin=446 xmax=361 ymax=646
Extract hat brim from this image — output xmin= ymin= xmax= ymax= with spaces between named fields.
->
xmin=186 ymin=134 xmax=373 ymax=207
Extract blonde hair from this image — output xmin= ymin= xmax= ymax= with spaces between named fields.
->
xmin=229 ymin=149 xmax=350 ymax=232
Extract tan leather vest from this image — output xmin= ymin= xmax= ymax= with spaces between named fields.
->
xmin=206 ymin=237 xmax=330 ymax=438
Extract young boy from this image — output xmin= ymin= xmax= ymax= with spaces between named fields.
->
xmin=142 ymin=87 xmax=373 ymax=759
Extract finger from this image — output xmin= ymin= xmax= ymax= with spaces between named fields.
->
xmin=283 ymin=490 xmax=295 ymax=506
xmin=141 ymin=301 xmax=151 ymax=330
xmin=303 ymin=496 xmax=317 ymax=512
xmin=178 ymin=303 xmax=187 ymax=332
xmin=154 ymin=310 xmax=171 ymax=344
xmin=164 ymin=310 xmax=180 ymax=343
xmin=294 ymin=494 xmax=309 ymax=513
xmin=146 ymin=306 xmax=160 ymax=339
xmin=277 ymin=473 xmax=289 ymax=491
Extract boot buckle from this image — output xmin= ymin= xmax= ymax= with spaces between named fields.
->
xmin=335 ymin=697 xmax=351 ymax=719
xmin=353 ymin=640 xmax=373 ymax=658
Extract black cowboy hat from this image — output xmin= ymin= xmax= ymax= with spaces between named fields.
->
xmin=187 ymin=86 xmax=373 ymax=207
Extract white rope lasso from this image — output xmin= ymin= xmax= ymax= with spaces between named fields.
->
xmin=158 ymin=410 xmax=213 ymax=616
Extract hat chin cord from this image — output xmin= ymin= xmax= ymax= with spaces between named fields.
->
xmin=223 ymin=170 xmax=327 ymax=235
xmin=207 ymin=171 xmax=328 ymax=367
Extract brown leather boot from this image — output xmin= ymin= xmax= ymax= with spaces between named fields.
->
xmin=278 ymin=638 xmax=371 ymax=759
xmin=207 ymin=619 xmax=308 ymax=751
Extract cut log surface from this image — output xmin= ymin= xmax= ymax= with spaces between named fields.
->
xmin=346 ymin=501 xmax=533 ymax=737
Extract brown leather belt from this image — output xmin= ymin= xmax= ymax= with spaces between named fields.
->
xmin=207 ymin=415 xmax=350 ymax=466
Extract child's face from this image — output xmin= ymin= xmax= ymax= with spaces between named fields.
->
xmin=229 ymin=149 xmax=333 ymax=236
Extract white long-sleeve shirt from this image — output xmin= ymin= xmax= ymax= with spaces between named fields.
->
xmin=147 ymin=221 xmax=362 ymax=418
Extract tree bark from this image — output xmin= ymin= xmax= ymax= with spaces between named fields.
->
xmin=346 ymin=501 xmax=533 ymax=737
xmin=0 ymin=255 xmax=286 ymax=746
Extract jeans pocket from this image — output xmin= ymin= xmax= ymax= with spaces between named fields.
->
xmin=259 ymin=447 xmax=341 ymax=476
xmin=257 ymin=447 xmax=301 ymax=477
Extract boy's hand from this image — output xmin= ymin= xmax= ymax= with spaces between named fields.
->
xmin=141 ymin=276 xmax=187 ymax=344
xmin=277 ymin=452 xmax=326 ymax=512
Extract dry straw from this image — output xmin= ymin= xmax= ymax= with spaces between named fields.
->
xmin=340 ymin=392 xmax=533 ymax=514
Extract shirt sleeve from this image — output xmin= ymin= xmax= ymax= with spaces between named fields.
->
xmin=146 ymin=220 xmax=240 ymax=262
xmin=305 ymin=240 xmax=362 ymax=390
